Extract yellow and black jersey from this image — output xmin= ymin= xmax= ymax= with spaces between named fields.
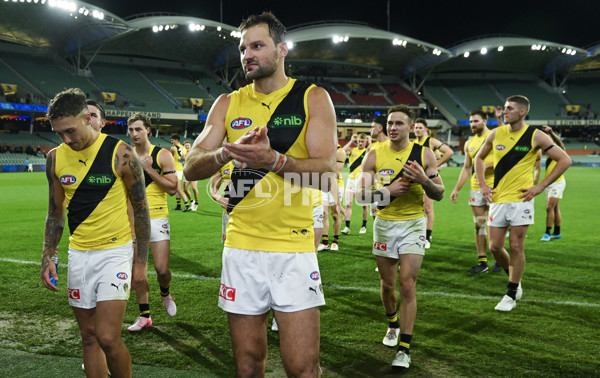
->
xmin=348 ymin=147 xmax=367 ymax=179
xmin=145 ymin=145 xmax=168 ymax=219
xmin=414 ymin=136 xmax=431 ymax=149
xmin=492 ymin=124 xmax=539 ymax=203
xmin=223 ymin=78 xmax=315 ymax=252
xmin=545 ymin=156 xmax=565 ymax=184
xmin=467 ymin=131 xmax=494 ymax=190
xmin=55 ymin=133 xmax=131 ymax=250
xmin=172 ymin=143 xmax=186 ymax=171
xmin=375 ymin=142 xmax=426 ymax=221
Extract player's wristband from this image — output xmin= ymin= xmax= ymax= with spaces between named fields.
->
xmin=270 ymin=151 xmax=281 ymax=171
xmin=273 ymin=153 xmax=288 ymax=174
xmin=214 ymin=148 xmax=227 ymax=166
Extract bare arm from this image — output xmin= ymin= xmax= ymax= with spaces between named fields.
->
xmin=431 ymin=137 xmax=454 ymax=168
xmin=450 ymin=143 xmax=473 ymax=203
xmin=542 ymin=125 xmax=566 ymax=150
xmin=209 ymin=171 xmax=228 ymax=210
xmin=223 ymin=86 xmax=336 ymax=186
xmin=40 ymin=150 xmax=65 ymax=291
xmin=533 ymin=149 xmax=542 ymax=185
xmin=139 ymin=149 xmax=177 ymax=196
xmin=343 ymin=134 xmax=357 ymax=155
xmin=474 ymin=129 xmax=496 ymax=202
xmin=519 ymin=131 xmax=571 ymax=201
xmin=117 ymin=143 xmax=150 ymax=289
xmin=183 ymin=94 xmax=230 ymax=181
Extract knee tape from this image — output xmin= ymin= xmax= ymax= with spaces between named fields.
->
xmin=474 ymin=216 xmax=488 ymax=236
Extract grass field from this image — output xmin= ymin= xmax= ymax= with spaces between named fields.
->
xmin=1 ymin=166 xmax=599 ymax=377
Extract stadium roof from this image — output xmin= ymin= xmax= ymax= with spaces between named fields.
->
xmin=0 ymin=1 xmax=597 ymax=84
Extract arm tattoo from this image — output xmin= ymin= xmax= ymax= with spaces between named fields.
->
xmin=42 ymin=152 xmax=64 ymax=271
xmin=126 ymin=152 xmax=150 ymax=264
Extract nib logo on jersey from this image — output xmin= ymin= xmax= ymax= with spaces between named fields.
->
xmin=271 ymin=114 xmax=304 ymax=127
xmin=86 ymin=174 xmax=114 ymax=185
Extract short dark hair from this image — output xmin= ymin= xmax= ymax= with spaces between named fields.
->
xmin=373 ymin=115 xmax=388 ymax=135
xmin=86 ymin=99 xmax=105 ymax=120
xmin=171 ymin=134 xmax=180 ymax=141
xmin=469 ymin=110 xmax=488 ymax=119
xmin=388 ymin=105 xmax=415 ymax=123
xmin=507 ymin=95 xmax=530 ymax=114
xmin=239 ymin=11 xmax=286 ymax=45
xmin=127 ymin=113 xmax=152 ymax=129
xmin=47 ymin=88 xmax=87 ymax=120
xmin=414 ymin=117 xmax=427 ymax=127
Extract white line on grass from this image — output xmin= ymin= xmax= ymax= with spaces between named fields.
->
xmin=4 ymin=258 xmax=598 ymax=308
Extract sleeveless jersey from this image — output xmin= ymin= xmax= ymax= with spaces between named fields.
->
xmin=348 ymin=147 xmax=367 ymax=179
xmin=467 ymin=131 xmax=494 ymax=190
xmin=145 ymin=145 xmax=168 ymax=219
xmin=55 ymin=133 xmax=131 ymax=250
xmin=414 ymin=136 xmax=431 ymax=149
xmin=223 ymin=78 xmax=315 ymax=252
xmin=492 ymin=124 xmax=538 ymax=203
xmin=375 ymin=142 xmax=426 ymax=221
xmin=369 ymin=139 xmax=390 ymax=152
xmin=545 ymin=156 xmax=565 ymax=184
xmin=172 ymin=143 xmax=186 ymax=171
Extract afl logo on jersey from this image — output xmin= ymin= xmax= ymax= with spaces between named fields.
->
xmin=469 ymin=147 xmax=476 ymax=152
xmin=60 ymin=175 xmax=77 ymax=185
xmin=231 ymin=118 xmax=252 ymax=130
xmin=223 ymin=168 xmax=231 ymax=175
xmin=116 ymin=272 xmax=128 ymax=280
xmin=496 ymin=145 xmax=506 ymax=151
xmin=378 ymin=169 xmax=395 ymax=176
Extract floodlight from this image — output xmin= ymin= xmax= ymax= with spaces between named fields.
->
xmin=481 ymin=47 xmax=487 ymax=55
xmin=152 ymin=25 xmax=159 ymax=33
xmin=287 ymin=41 xmax=294 ymax=49
xmin=498 ymin=46 xmax=504 ymax=51
xmin=217 ymin=26 xmax=222 ymax=31
xmin=464 ymin=52 xmax=470 ymax=58
xmin=189 ymin=24 xmax=195 ymax=31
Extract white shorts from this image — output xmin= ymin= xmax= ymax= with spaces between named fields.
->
xmin=67 ymin=241 xmax=133 ymax=309
xmin=345 ymin=178 xmax=357 ymax=194
xmin=221 ymin=211 xmax=230 ymax=243
xmin=313 ymin=204 xmax=324 ymax=228
xmin=176 ymin=170 xmax=183 ymax=180
xmin=372 ymin=217 xmax=426 ymax=258
xmin=370 ymin=202 xmax=378 ymax=216
xmin=470 ymin=190 xmax=490 ymax=207
xmin=150 ymin=218 xmax=170 ymax=242
xmin=326 ymin=187 xmax=344 ymax=205
xmin=489 ymin=201 xmax=535 ymax=227
xmin=218 ymin=248 xmax=325 ymax=315
xmin=545 ymin=179 xmax=566 ymax=199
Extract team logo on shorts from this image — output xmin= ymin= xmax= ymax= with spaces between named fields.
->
xmin=310 ymin=271 xmax=320 ymax=281
xmin=495 ymin=145 xmax=506 ymax=151
xmin=60 ymin=175 xmax=77 ymax=185
xmin=231 ymin=117 xmax=252 ymax=130
xmin=378 ymin=169 xmax=394 ymax=176
xmin=219 ymin=283 xmax=236 ymax=301
xmin=68 ymin=288 xmax=80 ymax=300
xmin=116 ymin=272 xmax=128 ymax=280
xmin=373 ymin=242 xmax=387 ymax=251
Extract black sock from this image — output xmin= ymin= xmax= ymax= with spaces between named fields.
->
xmin=386 ymin=311 xmax=400 ymax=329
xmin=545 ymin=226 xmax=551 ymax=234
xmin=362 ymin=220 xmax=367 ymax=228
xmin=139 ymin=303 xmax=150 ymax=318
xmin=345 ymin=220 xmax=350 ymax=228
xmin=426 ymin=229 xmax=432 ymax=242
xmin=160 ymin=286 xmax=170 ymax=297
xmin=333 ymin=234 xmax=340 ymax=242
xmin=321 ymin=235 xmax=329 ymax=245
xmin=506 ymin=281 xmax=519 ymax=300
xmin=398 ymin=334 xmax=412 ymax=354
xmin=554 ymin=226 xmax=560 ymax=235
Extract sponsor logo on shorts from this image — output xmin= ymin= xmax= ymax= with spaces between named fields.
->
xmin=111 ymin=283 xmax=122 ymax=291
xmin=68 ymin=288 xmax=80 ymax=300
xmin=310 ymin=271 xmax=320 ymax=281
xmin=373 ymin=242 xmax=387 ymax=251
xmin=231 ymin=117 xmax=252 ymax=130
xmin=60 ymin=175 xmax=76 ymax=185
xmin=378 ymin=169 xmax=395 ymax=176
xmin=495 ymin=145 xmax=506 ymax=151
xmin=219 ymin=283 xmax=236 ymax=301
xmin=116 ymin=272 xmax=128 ymax=280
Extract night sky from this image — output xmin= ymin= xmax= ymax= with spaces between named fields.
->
xmin=84 ymin=0 xmax=600 ymax=49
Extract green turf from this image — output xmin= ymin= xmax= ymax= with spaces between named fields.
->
xmin=0 ymin=167 xmax=599 ymax=377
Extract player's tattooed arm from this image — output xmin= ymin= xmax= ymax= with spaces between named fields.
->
xmin=41 ymin=150 xmax=65 ymax=289
xmin=118 ymin=143 xmax=150 ymax=264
